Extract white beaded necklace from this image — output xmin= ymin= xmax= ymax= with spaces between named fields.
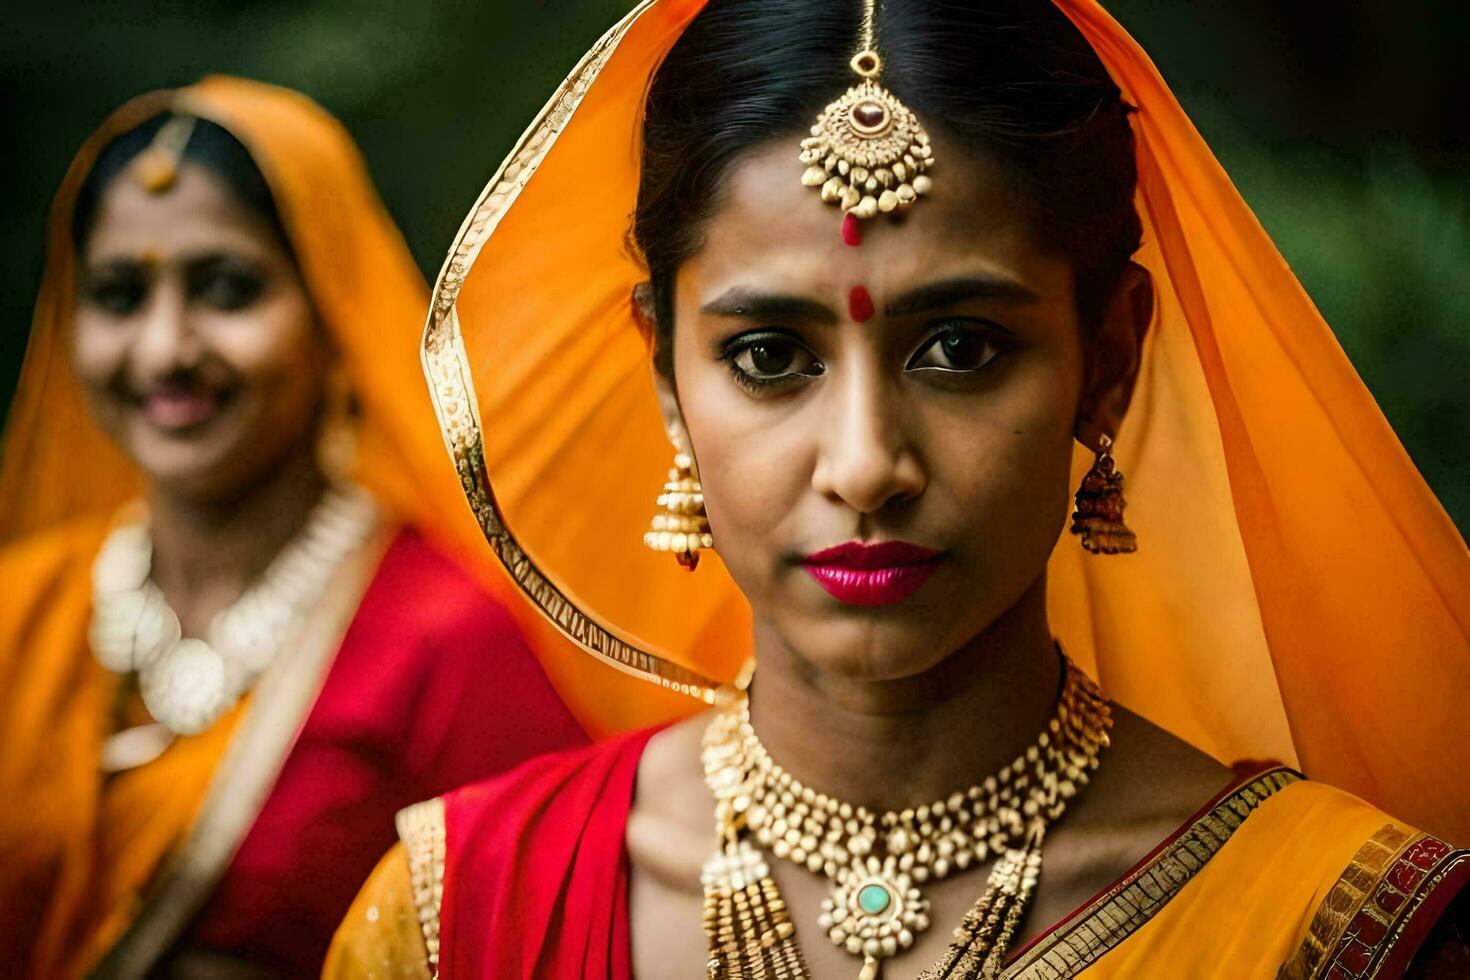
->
xmin=89 ymin=484 xmax=378 ymax=736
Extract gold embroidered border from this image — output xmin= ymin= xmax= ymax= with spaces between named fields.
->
xmin=1004 ymin=768 xmax=1301 ymax=979
xmin=1281 ymin=826 xmax=1467 ymax=980
xmin=397 ymin=797 xmax=447 ymax=977
xmin=1372 ymin=850 xmax=1470 ymax=976
xmin=1278 ymin=823 xmax=1414 ymax=979
xmin=419 ymin=0 xmax=719 ymax=706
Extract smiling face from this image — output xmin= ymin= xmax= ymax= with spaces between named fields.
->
xmin=663 ymin=135 xmax=1144 ymax=681
xmin=73 ymin=161 xmax=329 ymax=502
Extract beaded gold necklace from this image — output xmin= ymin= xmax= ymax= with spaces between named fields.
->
xmin=701 ymin=655 xmax=1112 ymax=979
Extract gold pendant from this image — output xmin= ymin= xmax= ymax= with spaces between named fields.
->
xmin=820 ymin=856 xmax=930 ymax=979
xmin=798 ymin=51 xmax=934 ymax=221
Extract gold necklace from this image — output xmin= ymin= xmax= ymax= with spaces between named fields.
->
xmin=701 ymin=654 xmax=1111 ymax=980
xmin=89 ymin=484 xmax=379 ymax=736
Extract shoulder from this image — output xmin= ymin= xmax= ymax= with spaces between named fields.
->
xmin=325 ymin=841 xmax=433 ymax=980
xmin=0 ymin=513 xmax=112 ymax=657
xmin=441 ymin=725 xmax=662 ymax=840
xmin=1068 ymin=705 xmax=1236 ymax=844
xmin=342 ymin=527 xmax=539 ymax=686
xmin=627 ymin=711 xmax=715 ymax=889
xmin=360 ymin=527 xmax=519 ymax=639
xmin=0 ymin=512 xmax=111 ymax=584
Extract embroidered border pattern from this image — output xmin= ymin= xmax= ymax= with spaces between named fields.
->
xmin=419 ymin=0 xmax=720 ymax=705
xmin=1282 ymin=826 xmax=1467 ymax=979
xmin=397 ymin=797 xmax=447 ymax=977
xmin=1005 ymin=768 xmax=1301 ymax=979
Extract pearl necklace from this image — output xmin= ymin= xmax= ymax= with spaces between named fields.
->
xmin=701 ymin=654 xmax=1111 ymax=979
xmin=89 ymin=484 xmax=378 ymax=736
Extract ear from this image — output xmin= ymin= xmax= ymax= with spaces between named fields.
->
xmin=650 ymin=360 xmax=694 ymax=460
xmin=631 ymin=280 xmax=657 ymax=342
xmin=1076 ymin=262 xmax=1154 ymax=449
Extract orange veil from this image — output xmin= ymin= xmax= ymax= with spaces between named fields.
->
xmin=420 ymin=0 xmax=1470 ymax=842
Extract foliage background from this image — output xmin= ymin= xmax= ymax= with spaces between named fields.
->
xmin=3 ymin=0 xmax=1465 ymax=530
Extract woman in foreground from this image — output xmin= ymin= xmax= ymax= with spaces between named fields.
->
xmin=330 ymin=1 xmax=1468 ymax=977
xmin=0 ymin=78 xmax=587 ymax=977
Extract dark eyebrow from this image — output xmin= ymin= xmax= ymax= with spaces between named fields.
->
xmin=884 ymin=274 xmax=1040 ymax=317
xmin=700 ymin=287 xmax=839 ymax=324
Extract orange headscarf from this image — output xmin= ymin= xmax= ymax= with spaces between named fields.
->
xmin=420 ymin=0 xmax=1469 ymax=842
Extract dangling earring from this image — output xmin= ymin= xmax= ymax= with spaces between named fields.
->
xmin=315 ymin=363 xmax=357 ymax=483
xmin=1070 ymin=434 xmax=1137 ymax=554
xmin=643 ymin=452 xmax=713 ymax=571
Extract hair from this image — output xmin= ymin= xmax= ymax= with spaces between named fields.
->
xmin=632 ymin=0 xmax=1142 ymax=373
xmin=71 ymin=113 xmax=291 ymax=253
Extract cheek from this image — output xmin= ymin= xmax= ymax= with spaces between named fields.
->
xmin=930 ymin=352 xmax=1082 ymax=552
xmin=210 ymin=290 xmax=323 ymax=405
xmin=673 ymin=346 xmax=809 ymax=568
xmin=71 ymin=313 xmax=129 ymax=390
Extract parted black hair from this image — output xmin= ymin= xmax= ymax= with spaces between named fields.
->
xmin=632 ymin=0 xmax=1141 ymax=372
xmin=72 ymin=113 xmax=290 ymax=253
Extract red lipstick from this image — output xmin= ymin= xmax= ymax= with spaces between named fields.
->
xmin=800 ymin=541 xmax=942 ymax=607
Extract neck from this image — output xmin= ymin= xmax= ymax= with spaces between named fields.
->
xmin=746 ymin=575 xmax=1060 ymax=813
xmin=146 ymin=441 xmax=329 ymax=636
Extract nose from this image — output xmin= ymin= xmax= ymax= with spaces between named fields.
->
xmin=131 ymin=283 xmax=198 ymax=380
xmin=810 ymin=357 xmax=926 ymax=514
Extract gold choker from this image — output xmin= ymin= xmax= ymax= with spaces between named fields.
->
xmin=701 ymin=655 xmax=1112 ymax=979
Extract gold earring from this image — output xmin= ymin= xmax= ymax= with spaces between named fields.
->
xmin=643 ymin=452 xmax=713 ymax=571
xmin=315 ymin=364 xmax=357 ymax=482
xmin=1070 ymin=434 xmax=1137 ymax=555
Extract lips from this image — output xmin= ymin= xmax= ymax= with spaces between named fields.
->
xmin=138 ymin=384 xmax=224 ymax=430
xmin=800 ymin=541 xmax=943 ymax=607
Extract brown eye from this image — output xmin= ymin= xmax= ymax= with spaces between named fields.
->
xmin=750 ymin=343 xmax=795 ymax=375
xmin=81 ymin=265 xmax=148 ymax=317
xmin=728 ymin=334 xmax=823 ymax=387
xmin=189 ymin=259 xmax=267 ymax=311
xmin=908 ymin=324 xmax=1005 ymax=373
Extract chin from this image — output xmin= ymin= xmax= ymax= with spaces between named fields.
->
xmin=783 ymin=615 xmax=956 ymax=683
xmin=128 ymin=438 xmax=255 ymax=503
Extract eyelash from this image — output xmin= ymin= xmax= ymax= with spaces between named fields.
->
xmin=720 ymin=331 xmax=823 ymax=394
xmin=719 ymin=319 xmax=1010 ymax=395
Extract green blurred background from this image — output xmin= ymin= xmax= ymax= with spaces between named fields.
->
xmin=3 ymin=0 xmax=1466 ymax=531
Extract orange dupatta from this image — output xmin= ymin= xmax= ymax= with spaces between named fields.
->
xmin=417 ymin=0 xmax=1470 ymax=844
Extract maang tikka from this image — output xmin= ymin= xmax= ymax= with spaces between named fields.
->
xmin=799 ymin=0 xmax=934 ymax=227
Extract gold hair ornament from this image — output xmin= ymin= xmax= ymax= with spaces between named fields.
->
xmin=130 ymin=114 xmax=198 ymax=195
xmin=799 ymin=0 xmax=934 ymax=221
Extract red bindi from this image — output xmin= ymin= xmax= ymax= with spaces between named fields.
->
xmin=841 ymin=212 xmax=862 ymax=247
xmin=848 ymin=285 xmax=875 ymax=323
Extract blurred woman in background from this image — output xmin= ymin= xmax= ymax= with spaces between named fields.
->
xmin=0 ymin=77 xmax=587 ymax=977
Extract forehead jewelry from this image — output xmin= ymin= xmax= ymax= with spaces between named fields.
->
xmin=799 ymin=0 xmax=934 ymax=241
xmin=130 ymin=113 xmax=197 ymax=195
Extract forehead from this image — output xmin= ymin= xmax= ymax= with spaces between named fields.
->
xmin=680 ymin=131 xmax=1068 ymax=303
xmin=83 ymin=162 xmax=283 ymax=261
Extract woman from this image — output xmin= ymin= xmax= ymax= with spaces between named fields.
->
xmin=0 ymin=77 xmax=598 ymax=978
xmin=330 ymin=1 xmax=1468 ymax=977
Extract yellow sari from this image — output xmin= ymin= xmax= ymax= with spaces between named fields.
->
xmin=330 ymin=0 xmax=1468 ymax=975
